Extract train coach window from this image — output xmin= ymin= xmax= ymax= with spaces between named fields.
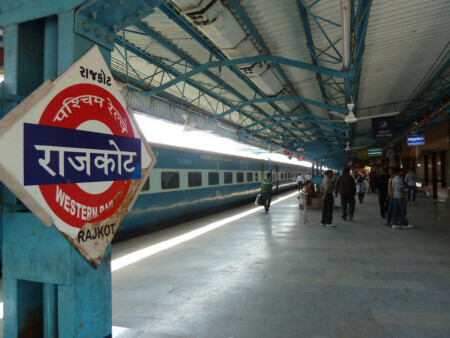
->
xmin=161 ymin=172 xmax=180 ymax=189
xmin=237 ymin=172 xmax=244 ymax=183
xmin=208 ymin=172 xmax=219 ymax=185
xmin=141 ymin=176 xmax=150 ymax=192
xmin=255 ymin=172 xmax=259 ymax=181
xmin=224 ymin=172 xmax=233 ymax=184
xmin=188 ymin=172 xmax=202 ymax=187
xmin=247 ymin=172 xmax=253 ymax=182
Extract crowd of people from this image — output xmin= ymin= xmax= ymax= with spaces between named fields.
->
xmin=261 ymin=167 xmax=418 ymax=230
xmin=318 ymin=167 xmax=417 ymax=229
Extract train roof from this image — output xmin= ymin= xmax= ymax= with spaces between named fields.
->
xmin=148 ymin=141 xmax=310 ymax=169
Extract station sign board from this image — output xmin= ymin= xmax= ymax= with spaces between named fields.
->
xmin=0 ymin=46 xmax=156 ymax=267
xmin=407 ymin=134 xmax=425 ymax=146
xmin=357 ymin=149 xmax=368 ymax=160
xmin=372 ymin=116 xmax=395 ymax=139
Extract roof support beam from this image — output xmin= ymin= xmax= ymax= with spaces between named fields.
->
xmin=284 ymin=135 xmax=347 ymax=145
xmin=141 ymin=54 xmax=353 ymax=97
xmin=243 ymin=119 xmax=349 ymax=138
xmin=262 ymin=127 xmax=348 ymax=142
xmin=158 ymin=3 xmax=314 ymax=141
xmin=229 ymin=0 xmax=311 ymax=115
xmin=210 ymin=96 xmax=348 ymax=121
xmin=133 ymin=23 xmax=291 ymax=130
xmin=115 ymin=37 xmax=260 ymax=125
xmin=240 ymin=113 xmax=346 ymax=131
xmin=297 ymin=0 xmax=333 ymax=107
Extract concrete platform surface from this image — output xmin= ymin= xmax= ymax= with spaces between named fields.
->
xmin=110 ymin=191 xmax=450 ymax=338
xmin=0 ymin=190 xmax=449 ymax=337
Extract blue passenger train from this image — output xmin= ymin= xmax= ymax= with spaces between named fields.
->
xmin=117 ymin=143 xmax=310 ymax=238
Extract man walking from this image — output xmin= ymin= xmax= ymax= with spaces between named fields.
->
xmin=405 ymin=168 xmax=417 ymax=204
xmin=334 ymin=168 xmax=356 ymax=221
xmin=321 ymin=170 xmax=335 ymax=227
xmin=261 ymin=172 xmax=273 ymax=213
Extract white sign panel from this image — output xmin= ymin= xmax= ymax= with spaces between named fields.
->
xmin=0 ymin=46 xmax=155 ymax=267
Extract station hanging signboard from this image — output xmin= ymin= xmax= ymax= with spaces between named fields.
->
xmin=357 ymin=149 xmax=368 ymax=160
xmin=0 ymin=46 xmax=156 ymax=267
xmin=372 ymin=116 xmax=395 ymax=139
xmin=407 ymin=134 xmax=425 ymax=146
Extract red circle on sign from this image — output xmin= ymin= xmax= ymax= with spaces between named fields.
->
xmin=38 ymin=83 xmax=135 ymax=228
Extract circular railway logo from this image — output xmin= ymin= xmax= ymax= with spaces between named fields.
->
xmin=24 ymin=83 xmax=140 ymax=229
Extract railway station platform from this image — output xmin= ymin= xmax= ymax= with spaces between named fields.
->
xmin=108 ymin=190 xmax=449 ymax=337
xmin=1 ymin=190 xmax=450 ymax=337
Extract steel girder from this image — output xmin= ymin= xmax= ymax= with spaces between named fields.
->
xmin=297 ymin=0 xmax=334 ymax=107
xmin=158 ymin=2 xmax=316 ymax=143
xmin=296 ymin=0 xmax=350 ymax=109
xmin=344 ymin=0 xmax=372 ymax=162
xmin=243 ymin=119 xmax=349 ymax=138
xmin=128 ymin=23 xmax=303 ymax=138
xmin=397 ymin=60 xmax=450 ymax=131
xmin=114 ymin=32 xmax=307 ymax=142
xmin=142 ymin=55 xmax=353 ymax=97
xmin=112 ymin=70 xmax=241 ymax=139
xmin=110 ymin=2 xmax=375 ymax=161
xmin=228 ymin=0 xmax=322 ymax=142
xmin=113 ymin=37 xmax=262 ymax=124
xmin=263 ymin=127 xmax=348 ymax=143
xmin=210 ymin=95 xmax=348 ymax=122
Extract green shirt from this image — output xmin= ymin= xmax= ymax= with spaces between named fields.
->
xmin=261 ymin=178 xmax=273 ymax=192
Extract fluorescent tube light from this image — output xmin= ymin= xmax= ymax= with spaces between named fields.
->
xmin=340 ymin=0 xmax=351 ymax=68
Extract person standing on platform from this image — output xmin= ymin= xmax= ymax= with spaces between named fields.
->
xmin=334 ymin=168 xmax=357 ymax=221
xmin=383 ymin=167 xmax=396 ymax=226
xmin=391 ymin=168 xmax=413 ymax=229
xmin=369 ymin=170 xmax=379 ymax=194
xmin=405 ymin=168 xmax=417 ymax=204
xmin=321 ymin=170 xmax=335 ymax=227
xmin=378 ymin=168 xmax=390 ymax=218
xmin=305 ymin=172 xmax=312 ymax=186
xmin=296 ymin=173 xmax=305 ymax=191
xmin=261 ymin=172 xmax=273 ymax=213
xmin=355 ymin=174 xmax=367 ymax=204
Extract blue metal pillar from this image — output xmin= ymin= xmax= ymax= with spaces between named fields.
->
xmin=1 ymin=10 xmax=112 ymax=337
xmin=319 ymin=158 xmax=323 ymax=179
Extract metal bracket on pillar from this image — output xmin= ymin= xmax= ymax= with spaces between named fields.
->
xmin=74 ymin=0 xmax=160 ymax=50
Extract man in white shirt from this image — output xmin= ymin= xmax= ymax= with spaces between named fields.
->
xmin=404 ymin=168 xmax=417 ymax=204
xmin=305 ymin=173 xmax=312 ymax=185
xmin=296 ymin=173 xmax=305 ymax=190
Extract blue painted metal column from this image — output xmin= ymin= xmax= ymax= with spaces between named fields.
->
xmin=1 ymin=8 xmax=112 ymax=338
xmin=319 ymin=158 xmax=323 ymax=181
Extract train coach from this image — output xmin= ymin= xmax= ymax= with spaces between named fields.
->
xmin=118 ymin=142 xmax=310 ymax=238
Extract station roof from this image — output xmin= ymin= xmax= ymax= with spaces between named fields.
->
xmin=2 ymin=0 xmax=449 ymax=168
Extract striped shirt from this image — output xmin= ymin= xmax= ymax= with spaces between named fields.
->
xmin=391 ymin=176 xmax=404 ymax=198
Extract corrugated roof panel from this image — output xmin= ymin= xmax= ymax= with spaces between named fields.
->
xmin=358 ymin=0 xmax=450 ymax=112
xmin=239 ymin=0 xmax=328 ymax=117
xmin=109 ymin=0 xmax=448 ymax=155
